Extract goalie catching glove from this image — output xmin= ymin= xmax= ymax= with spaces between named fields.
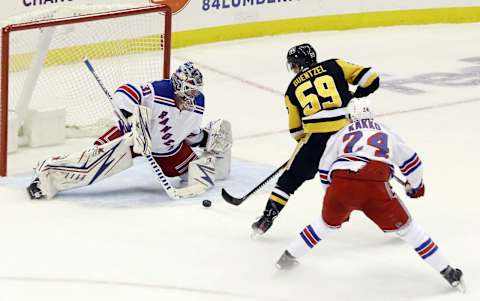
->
xmin=203 ymin=118 xmax=233 ymax=155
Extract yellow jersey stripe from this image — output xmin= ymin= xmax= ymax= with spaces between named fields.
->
xmin=303 ymin=118 xmax=350 ymax=133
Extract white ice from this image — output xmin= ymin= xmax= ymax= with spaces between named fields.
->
xmin=1 ymin=23 xmax=479 ymax=301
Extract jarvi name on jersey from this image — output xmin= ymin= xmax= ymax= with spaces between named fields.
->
xmin=292 ymin=65 xmax=326 ymax=87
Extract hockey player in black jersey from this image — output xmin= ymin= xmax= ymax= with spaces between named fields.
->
xmin=252 ymin=43 xmax=380 ymax=237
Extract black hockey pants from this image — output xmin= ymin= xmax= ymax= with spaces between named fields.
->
xmin=276 ymin=132 xmax=334 ymax=194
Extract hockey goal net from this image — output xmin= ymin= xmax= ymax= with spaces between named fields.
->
xmin=0 ymin=4 xmax=171 ymax=176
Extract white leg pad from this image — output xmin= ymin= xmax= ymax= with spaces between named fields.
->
xmin=187 ymin=153 xmax=216 ymax=191
xmin=174 ymin=151 xmax=230 ymax=198
xmin=35 ymin=135 xmax=133 ymax=199
xmin=214 ymin=148 xmax=231 ymax=180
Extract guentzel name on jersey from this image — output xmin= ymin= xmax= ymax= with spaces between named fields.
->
xmin=292 ymin=65 xmax=327 ymax=87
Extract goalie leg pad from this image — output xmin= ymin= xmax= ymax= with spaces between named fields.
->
xmin=32 ymin=135 xmax=134 ymax=199
xmin=214 ymin=148 xmax=231 ymax=180
xmin=188 ymin=153 xmax=216 ymax=191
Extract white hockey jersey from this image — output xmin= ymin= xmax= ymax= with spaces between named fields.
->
xmin=319 ymin=119 xmax=423 ymax=189
xmin=112 ymin=80 xmax=205 ymax=156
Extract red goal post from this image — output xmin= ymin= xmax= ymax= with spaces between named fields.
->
xmin=0 ymin=4 xmax=172 ymax=176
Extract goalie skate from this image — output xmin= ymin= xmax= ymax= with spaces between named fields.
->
xmin=27 ymin=177 xmax=45 ymax=200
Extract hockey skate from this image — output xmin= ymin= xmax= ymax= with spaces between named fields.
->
xmin=27 ymin=177 xmax=45 ymax=200
xmin=441 ymin=266 xmax=466 ymax=293
xmin=251 ymin=215 xmax=274 ymax=239
xmin=276 ymin=250 xmax=299 ymax=270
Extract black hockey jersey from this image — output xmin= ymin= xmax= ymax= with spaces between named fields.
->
xmin=285 ymin=59 xmax=379 ymax=140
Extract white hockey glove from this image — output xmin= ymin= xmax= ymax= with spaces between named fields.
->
xmin=131 ymin=105 xmax=153 ymax=156
xmin=204 ymin=119 xmax=232 ymax=154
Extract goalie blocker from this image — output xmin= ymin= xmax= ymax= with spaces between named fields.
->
xmin=27 ymin=106 xmax=232 ymax=200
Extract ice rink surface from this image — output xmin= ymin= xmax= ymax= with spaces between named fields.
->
xmin=1 ymin=23 xmax=479 ymax=300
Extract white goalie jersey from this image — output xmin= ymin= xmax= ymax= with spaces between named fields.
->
xmin=319 ymin=119 xmax=423 ymax=189
xmin=114 ymin=80 xmax=205 ymax=155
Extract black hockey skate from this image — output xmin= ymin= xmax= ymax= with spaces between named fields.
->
xmin=441 ymin=266 xmax=466 ymax=293
xmin=276 ymin=250 xmax=299 ymax=270
xmin=251 ymin=215 xmax=274 ymax=238
xmin=27 ymin=177 xmax=45 ymax=200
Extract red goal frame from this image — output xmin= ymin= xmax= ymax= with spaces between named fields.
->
xmin=0 ymin=4 xmax=171 ymax=176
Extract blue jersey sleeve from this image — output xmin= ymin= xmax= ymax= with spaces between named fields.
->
xmin=151 ymin=80 xmax=175 ymax=99
xmin=193 ymin=93 xmax=205 ymax=115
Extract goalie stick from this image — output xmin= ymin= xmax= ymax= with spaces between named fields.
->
xmin=83 ymin=58 xmax=202 ymax=200
xmin=222 ymin=161 xmax=287 ymax=206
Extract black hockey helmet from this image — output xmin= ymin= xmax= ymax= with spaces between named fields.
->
xmin=286 ymin=43 xmax=317 ymax=72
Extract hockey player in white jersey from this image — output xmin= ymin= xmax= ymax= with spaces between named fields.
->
xmin=275 ymin=98 xmax=465 ymax=293
xmin=27 ymin=62 xmax=232 ymax=200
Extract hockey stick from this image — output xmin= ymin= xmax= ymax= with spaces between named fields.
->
xmin=393 ymin=173 xmax=406 ymax=186
xmin=222 ymin=161 xmax=288 ymax=206
xmin=83 ymin=58 xmax=201 ymax=200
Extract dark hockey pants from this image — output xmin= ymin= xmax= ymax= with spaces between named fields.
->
xmin=276 ymin=132 xmax=334 ymax=194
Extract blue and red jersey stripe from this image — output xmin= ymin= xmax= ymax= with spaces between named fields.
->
xmin=400 ymin=153 xmax=422 ymax=176
xmin=154 ymin=96 xmax=176 ymax=108
xmin=319 ymin=169 xmax=330 ymax=185
xmin=116 ymin=84 xmax=141 ymax=104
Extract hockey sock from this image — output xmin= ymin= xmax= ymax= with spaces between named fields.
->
xmin=396 ymin=221 xmax=450 ymax=273
xmin=264 ymin=186 xmax=290 ymax=218
xmin=287 ymin=217 xmax=336 ymax=258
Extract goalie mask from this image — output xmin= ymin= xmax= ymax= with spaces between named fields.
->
xmin=287 ymin=43 xmax=317 ymax=73
xmin=346 ymin=98 xmax=374 ymax=122
xmin=171 ymin=62 xmax=203 ymax=111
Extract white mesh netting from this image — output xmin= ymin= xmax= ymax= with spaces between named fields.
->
xmin=3 ymin=4 xmax=167 ymax=137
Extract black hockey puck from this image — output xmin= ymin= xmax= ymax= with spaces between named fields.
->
xmin=202 ymin=199 xmax=212 ymax=207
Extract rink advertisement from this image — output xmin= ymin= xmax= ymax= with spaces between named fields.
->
xmin=172 ymin=0 xmax=480 ymax=31
xmin=1 ymin=0 xmax=479 ymax=47
xmin=170 ymin=0 xmax=480 ymax=47
xmin=2 ymin=0 xmax=147 ymax=20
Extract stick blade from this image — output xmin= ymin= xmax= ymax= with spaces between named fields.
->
xmin=221 ymin=188 xmax=244 ymax=206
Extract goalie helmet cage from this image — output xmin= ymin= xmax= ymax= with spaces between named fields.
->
xmin=0 ymin=4 xmax=172 ymax=176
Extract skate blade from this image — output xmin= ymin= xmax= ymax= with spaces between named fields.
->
xmin=275 ymin=261 xmax=299 ymax=270
xmin=454 ymin=278 xmax=466 ymax=294
xmin=250 ymin=229 xmax=263 ymax=240
xmin=275 ymin=254 xmax=299 ymax=270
